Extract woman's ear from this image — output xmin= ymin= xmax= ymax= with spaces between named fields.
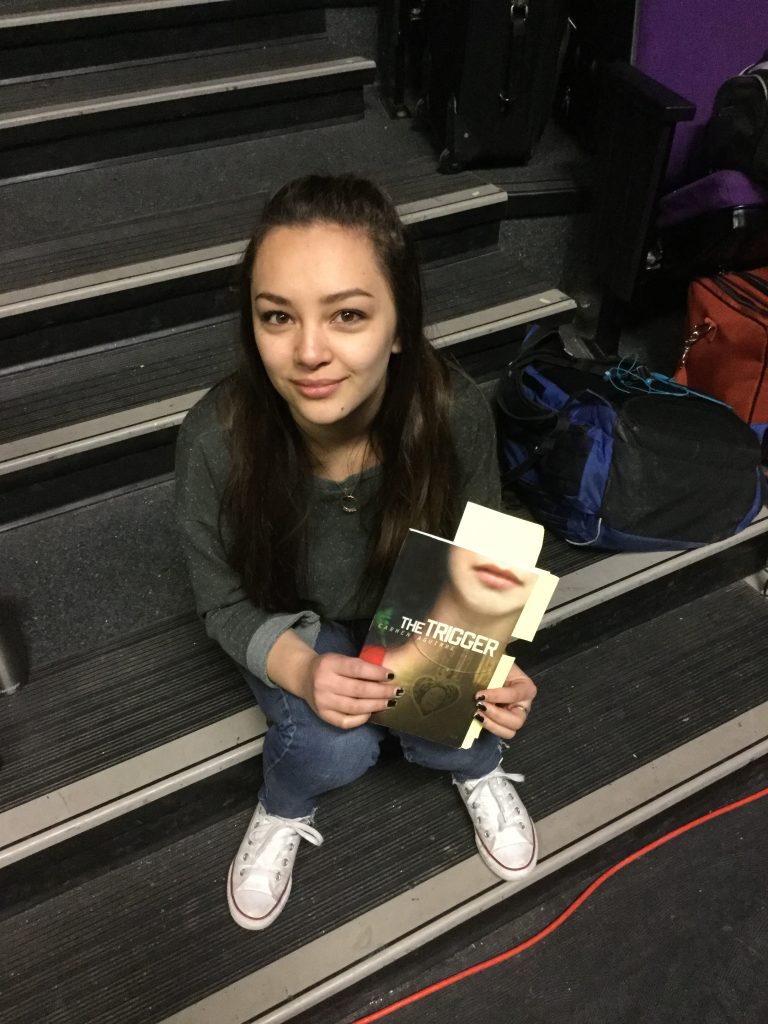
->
xmin=391 ymin=335 xmax=402 ymax=354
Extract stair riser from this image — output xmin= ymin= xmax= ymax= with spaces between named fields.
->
xmin=447 ymin=322 xmax=554 ymax=382
xmin=1 ymin=10 xmax=326 ymax=79
xmin=411 ymin=209 xmax=500 ymax=266
xmin=503 ymin=184 xmax=590 ymax=219
xmin=0 ymin=277 xmax=235 ymax=369
xmin=1 ymin=75 xmax=372 ymax=179
xmin=0 ymin=433 xmax=176 ymax=530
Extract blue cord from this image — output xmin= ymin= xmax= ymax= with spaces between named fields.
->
xmin=603 ymin=362 xmax=730 ymax=408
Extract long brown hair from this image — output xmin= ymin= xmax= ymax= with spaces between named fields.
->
xmin=220 ymin=174 xmax=461 ymax=613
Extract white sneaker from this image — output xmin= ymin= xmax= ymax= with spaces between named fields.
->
xmin=227 ymin=802 xmax=323 ymax=930
xmin=456 ymin=767 xmax=538 ymax=881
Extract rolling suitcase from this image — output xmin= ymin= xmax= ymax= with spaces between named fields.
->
xmin=420 ymin=0 xmax=569 ymax=172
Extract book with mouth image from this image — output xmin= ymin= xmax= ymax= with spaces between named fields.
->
xmin=360 ymin=507 xmax=558 ymax=748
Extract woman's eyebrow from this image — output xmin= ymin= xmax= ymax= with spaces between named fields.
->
xmin=252 ymin=288 xmax=374 ymax=305
xmin=253 ymin=291 xmax=290 ymax=304
xmin=322 ymin=288 xmax=374 ymax=303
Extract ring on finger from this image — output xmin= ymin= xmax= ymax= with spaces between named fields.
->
xmin=511 ymin=703 xmax=530 ymax=718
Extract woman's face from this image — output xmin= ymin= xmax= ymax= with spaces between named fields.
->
xmin=251 ymin=222 xmax=401 ymax=437
xmin=446 ymin=547 xmax=539 ymax=620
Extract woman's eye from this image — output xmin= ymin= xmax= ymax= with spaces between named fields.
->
xmin=335 ymin=309 xmax=365 ymax=324
xmin=261 ymin=310 xmax=291 ymax=325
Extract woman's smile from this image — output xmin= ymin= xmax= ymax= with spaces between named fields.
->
xmin=291 ymin=377 xmax=348 ymax=399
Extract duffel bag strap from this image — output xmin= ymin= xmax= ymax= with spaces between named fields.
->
xmin=503 ymin=407 xmax=573 ymax=482
xmin=496 ymin=364 xmax=558 ymax=422
xmin=507 ymin=325 xmax=618 ymax=379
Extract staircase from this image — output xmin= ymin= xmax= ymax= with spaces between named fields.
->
xmin=1 ymin=4 xmax=766 ymax=1023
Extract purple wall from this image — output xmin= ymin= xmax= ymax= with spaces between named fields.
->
xmin=633 ymin=0 xmax=768 ymax=187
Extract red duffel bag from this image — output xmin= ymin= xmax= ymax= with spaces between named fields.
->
xmin=675 ymin=269 xmax=768 ymax=424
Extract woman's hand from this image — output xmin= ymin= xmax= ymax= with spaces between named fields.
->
xmin=304 ymin=652 xmax=399 ymax=730
xmin=474 ymin=663 xmax=537 ymax=740
xmin=266 ymin=630 xmax=398 ymax=729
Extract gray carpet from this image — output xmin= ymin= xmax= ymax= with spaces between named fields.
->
xmin=300 ymin=757 xmax=768 ymax=1024
xmin=0 ymin=479 xmax=192 ymax=671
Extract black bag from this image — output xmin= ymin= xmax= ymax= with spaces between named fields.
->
xmin=420 ymin=0 xmax=568 ymax=172
xmin=707 ymin=55 xmax=768 ymax=183
xmin=555 ymin=0 xmax=636 ymax=148
xmin=495 ymin=326 xmax=767 ymax=551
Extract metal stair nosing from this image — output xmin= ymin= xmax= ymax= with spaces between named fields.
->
xmin=0 ymin=0 xmax=233 ymax=30
xmin=543 ymin=508 xmax=768 ymax=630
xmin=0 ymin=386 xmax=208 ymax=477
xmin=0 ymin=46 xmax=377 ymax=132
xmin=428 ymin=287 xmax=575 ymax=349
xmin=0 ymin=0 xmax=338 ymax=32
xmin=529 ymin=512 xmax=768 ymax=672
xmin=1 ymin=512 xmax=765 ymax=870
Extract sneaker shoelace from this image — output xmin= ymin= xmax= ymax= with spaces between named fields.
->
xmin=238 ymin=812 xmax=323 ymax=887
xmin=462 ymin=770 xmax=528 ymax=839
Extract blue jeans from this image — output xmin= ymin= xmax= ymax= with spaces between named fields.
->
xmin=240 ymin=621 xmax=502 ymax=818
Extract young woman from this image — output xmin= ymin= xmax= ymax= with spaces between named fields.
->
xmin=175 ymin=174 xmax=538 ymax=931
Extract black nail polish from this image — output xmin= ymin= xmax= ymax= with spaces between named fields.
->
xmin=387 ymin=698 xmax=398 ymax=708
xmin=395 ymin=687 xmax=404 ymax=697
xmin=387 ymin=672 xmax=396 ymax=680
xmin=475 ymin=702 xmax=487 ymax=713
xmin=473 ymin=713 xmax=485 ymax=723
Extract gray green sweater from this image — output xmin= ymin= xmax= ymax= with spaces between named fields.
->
xmin=174 ymin=368 xmax=501 ymax=683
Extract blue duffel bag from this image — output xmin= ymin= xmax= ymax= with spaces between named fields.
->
xmin=495 ymin=326 xmax=767 ymax=551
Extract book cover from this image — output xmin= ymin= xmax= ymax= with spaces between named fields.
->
xmin=360 ymin=520 xmax=558 ymax=749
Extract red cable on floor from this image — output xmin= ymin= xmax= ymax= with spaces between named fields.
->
xmin=350 ymin=783 xmax=768 ymax=1024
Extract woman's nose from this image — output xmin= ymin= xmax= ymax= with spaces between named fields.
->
xmin=294 ymin=323 xmax=331 ymax=367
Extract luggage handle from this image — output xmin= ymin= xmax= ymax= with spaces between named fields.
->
xmin=680 ymin=320 xmax=715 ymax=366
xmin=499 ymin=1 xmax=529 ymax=112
